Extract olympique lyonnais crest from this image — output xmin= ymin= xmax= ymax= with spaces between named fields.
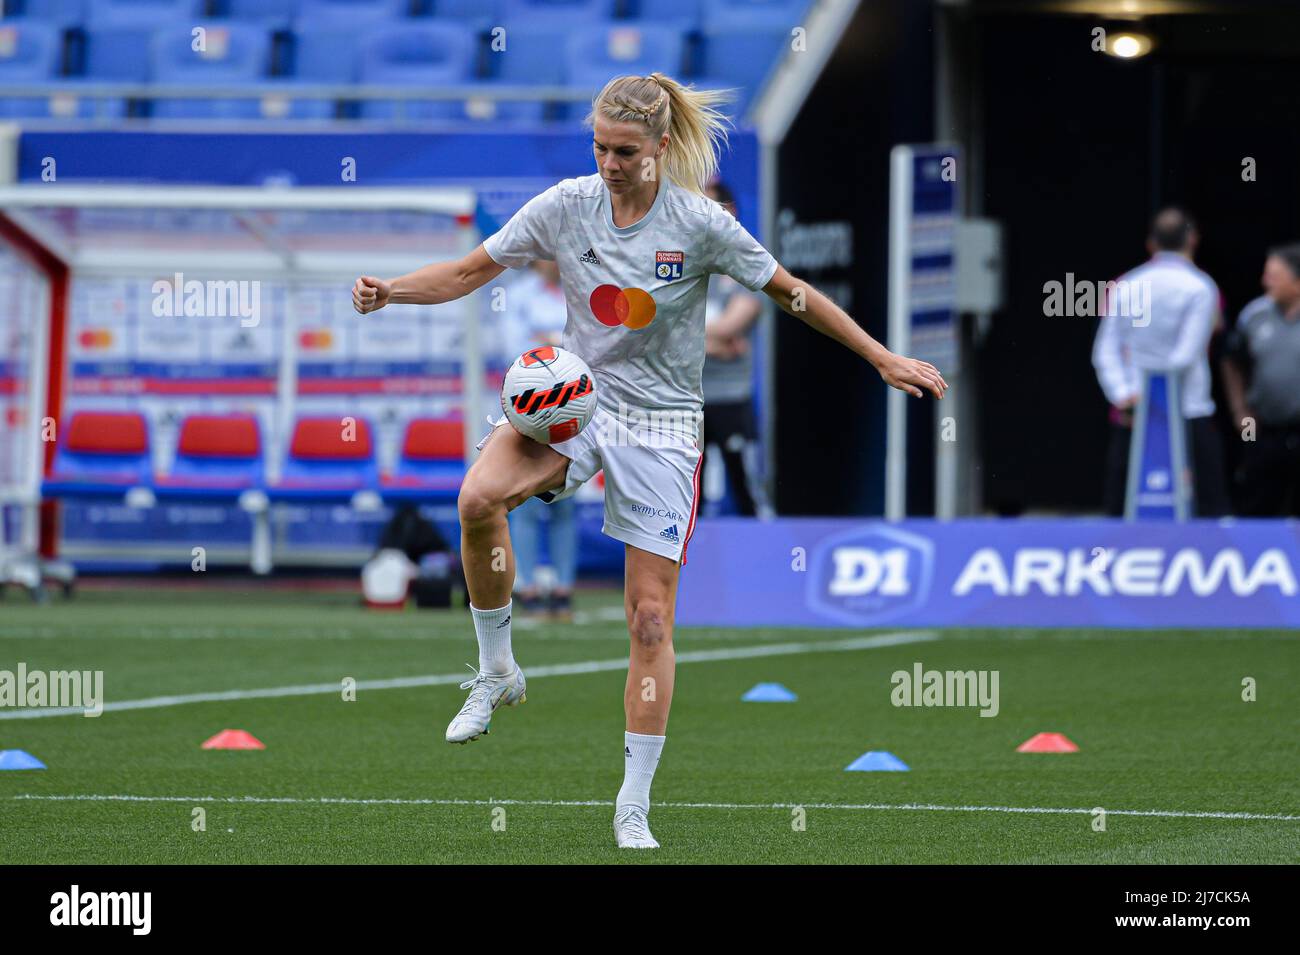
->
xmin=510 ymin=374 xmax=594 ymax=417
xmin=655 ymin=250 xmax=684 ymax=282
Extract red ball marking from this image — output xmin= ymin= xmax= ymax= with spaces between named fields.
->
xmin=548 ymin=419 xmax=580 ymax=443
xmin=589 ymin=284 xmax=624 ymax=327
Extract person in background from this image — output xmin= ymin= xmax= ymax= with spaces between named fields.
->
xmin=1091 ymin=207 xmax=1229 ymax=516
xmin=1221 ymin=244 xmax=1300 ymax=516
xmin=701 ymin=180 xmax=774 ymax=518
xmin=503 ymin=259 xmax=579 ymax=619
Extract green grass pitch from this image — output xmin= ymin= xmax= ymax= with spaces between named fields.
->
xmin=0 ymin=587 xmax=1296 ymax=864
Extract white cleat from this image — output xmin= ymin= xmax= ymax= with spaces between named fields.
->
xmin=445 ymin=664 xmax=527 ymax=744
xmin=613 ymin=805 xmax=660 ymax=849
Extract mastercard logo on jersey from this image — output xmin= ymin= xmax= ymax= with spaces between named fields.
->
xmin=590 ymin=284 xmax=656 ymax=329
xmin=501 ymin=345 xmax=598 ymax=445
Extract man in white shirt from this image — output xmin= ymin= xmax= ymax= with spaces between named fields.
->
xmin=1091 ymin=207 xmax=1229 ymax=516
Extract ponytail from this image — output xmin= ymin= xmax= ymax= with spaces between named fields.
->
xmin=587 ymin=72 xmax=736 ymax=195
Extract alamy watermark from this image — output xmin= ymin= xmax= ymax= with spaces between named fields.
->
xmin=0 ymin=663 xmax=104 ymax=716
xmin=152 ymin=272 xmax=261 ymax=327
xmin=543 ymin=399 xmax=700 ymax=450
xmin=891 ymin=662 xmax=1000 ymax=717
xmin=1043 ymin=273 xmax=1151 ymax=326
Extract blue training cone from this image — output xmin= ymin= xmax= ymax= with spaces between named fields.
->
xmin=0 ymin=750 xmax=46 ymax=770
xmin=742 ymin=682 xmax=797 ymax=702
xmin=845 ymin=750 xmax=909 ymax=772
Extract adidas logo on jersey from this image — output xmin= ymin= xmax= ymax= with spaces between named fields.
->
xmin=579 ymin=247 xmax=601 ymax=264
xmin=659 ymin=524 xmax=680 ymax=544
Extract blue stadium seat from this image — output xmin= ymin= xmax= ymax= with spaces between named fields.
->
xmin=627 ymin=0 xmax=699 ymax=26
xmin=149 ymin=21 xmax=273 ymax=119
xmin=0 ymin=19 xmax=61 ymax=79
xmin=501 ymin=0 xmax=615 ymax=24
xmin=297 ymin=0 xmax=411 ymax=24
xmin=357 ymin=21 xmax=476 ymax=122
xmin=429 ymin=0 xmax=500 ymax=28
xmin=11 ymin=0 xmax=87 ymax=27
xmin=698 ymin=22 xmax=790 ymax=109
xmin=82 ymin=24 xmax=152 ymax=80
xmin=86 ymin=0 xmax=206 ymax=26
xmin=702 ymin=0 xmax=807 ymax=29
xmin=561 ymin=24 xmax=685 ymax=119
xmin=0 ymin=20 xmax=68 ymax=117
xmin=289 ymin=23 xmax=367 ymax=82
xmin=215 ymin=0 xmax=302 ymax=29
xmin=481 ymin=25 xmax=566 ymax=121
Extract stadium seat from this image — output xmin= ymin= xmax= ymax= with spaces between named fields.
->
xmin=0 ymin=21 xmax=122 ymax=120
xmin=477 ymin=25 xmax=567 ymax=121
xmin=356 ymin=22 xmax=476 ymax=122
xmin=154 ymin=414 xmax=264 ymax=495
xmin=85 ymin=0 xmax=206 ymax=26
xmin=44 ymin=411 xmax=153 ymax=493
xmin=701 ymin=0 xmax=808 ymax=29
xmin=561 ymin=24 xmax=685 ymax=119
xmin=0 ymin=19 xmax=61 ymax=81
xmin=271 ymin=416 xmax=379 ymax=497
xmin=429 ymin=0 xmax=500 ymax=28
xmin=382 ymin=418 xmax=466 ymax=499
xmin=148 ymin=21 xmax=273 ymax=120
xmin=289 ymin=23 xmax=367 ymax=83
xmin=12 ymin=0 xmax=87 ymax=27
xmin=216 ymin=0 xmax=302 ymax=28
xmin=626 ymin=0 xmax=699 ymax=26
xmin=697 ymin=23 xmax=789 ymax=109
xmin=81 ymin=24 xmax=151 ymax=81
xmin=297 ymin=0 xmax=411 ymax=24
xmin=501 ymin=0 xmax=616 ymax=25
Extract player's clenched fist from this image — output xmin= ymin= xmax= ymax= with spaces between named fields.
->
xmin=352 ymin=275 xmax=391 ymax=315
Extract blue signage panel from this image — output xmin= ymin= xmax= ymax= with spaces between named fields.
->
xmin=904 ymin=146 xmax=959 ymax=370
xmin=678 ymin=518 xmax=1300 ymax=629
xmin=1127 ymin=371 xmax=1190 ymax=520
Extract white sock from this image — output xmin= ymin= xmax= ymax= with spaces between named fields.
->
xmin=470 ymin=601 xmax=515 ymax=677
xmin=616 ymin=731 xmax=665 ymax=813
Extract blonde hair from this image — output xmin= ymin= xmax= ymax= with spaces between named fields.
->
xmin=586 ymin=72 xmax=735 ymax=195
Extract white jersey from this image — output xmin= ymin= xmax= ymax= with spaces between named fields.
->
xmin=482 ymin=173 xmax=778 ymax=431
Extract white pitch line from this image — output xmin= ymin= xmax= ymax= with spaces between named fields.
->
xmin=6 ymin=793 xmax=1297 ymax=822
xmin=0 ymin=630 xmax=937 ymax=720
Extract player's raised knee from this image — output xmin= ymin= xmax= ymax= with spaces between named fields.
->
xmin=457 ymin=483 xmax=504 ymax=526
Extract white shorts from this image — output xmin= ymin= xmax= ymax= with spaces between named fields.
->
xmin=477 ymin=405 xmax=704 ymax=564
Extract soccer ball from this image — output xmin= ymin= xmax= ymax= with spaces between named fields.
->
xmin=501 ymin=345 xmax=597 ymax=445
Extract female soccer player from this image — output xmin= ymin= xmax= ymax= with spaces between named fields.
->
xmin=352 ymin=72 xmax=946 ymax=850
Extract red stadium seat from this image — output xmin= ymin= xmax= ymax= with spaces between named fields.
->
xmin=64 ymin=411 xmax=148 ymax=455
xmin=402 ymin=418 xmax=463 ymax=461
xmin=382 ymin=418 xmax=466 ymax=500
xmin=289 ymin=417 xmax=373 ymax=459
xmin=177 ymin=414 xmax=261 ymax=458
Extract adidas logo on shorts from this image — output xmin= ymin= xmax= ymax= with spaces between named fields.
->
xmin=659 ymin=524 xmax=680 ymax=544
xmin=579 ymin=247 xmax=601 ymax=264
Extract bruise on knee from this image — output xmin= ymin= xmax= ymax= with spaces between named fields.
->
xmin=628 ymin=600 xmax=670 ymax=651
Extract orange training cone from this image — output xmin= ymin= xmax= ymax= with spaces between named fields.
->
xmin=1016 ymin=732 xmax=1079 ymax=753
xmin=201 ymin=729 xmax=265 ymax=750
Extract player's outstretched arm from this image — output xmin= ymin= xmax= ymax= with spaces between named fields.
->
xmin=353 ymin=244 xmax=507 ymax=314
xmin=761 ymin=264 xmax=948 ymax=400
